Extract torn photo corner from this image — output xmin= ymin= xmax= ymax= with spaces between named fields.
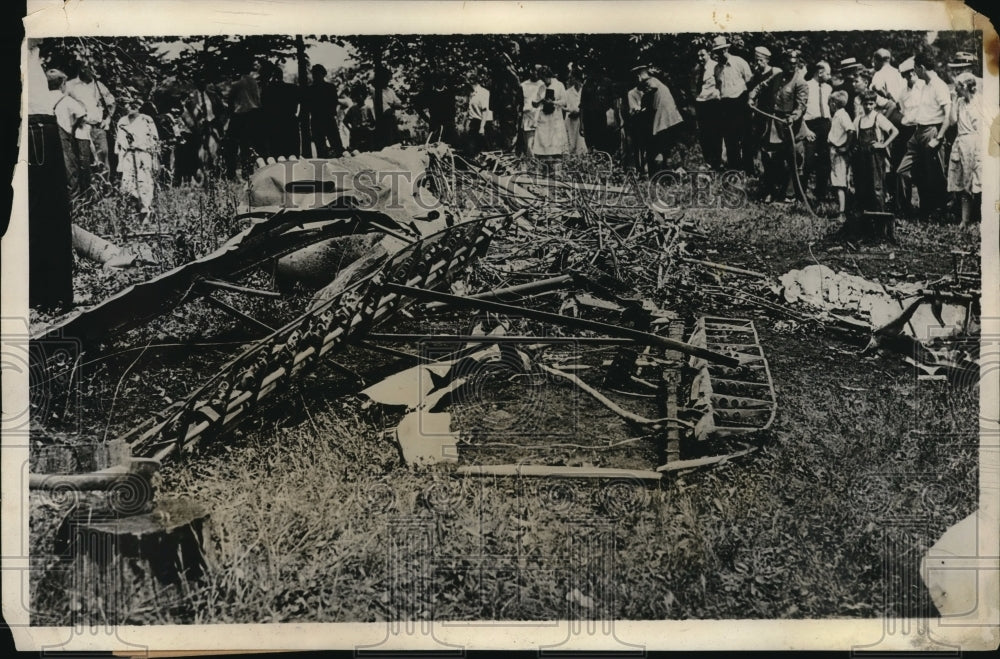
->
xmin=3 ymin=0 xmax=999 ymax=653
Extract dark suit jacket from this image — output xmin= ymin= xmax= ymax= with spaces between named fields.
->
xmin=770 ymin=73 xmax=809 ymax=142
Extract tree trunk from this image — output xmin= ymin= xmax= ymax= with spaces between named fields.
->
xmin=373 ymin=41 xmax=386 ymax=148
xmin=296 ymin=35 xmax=311 ymax=157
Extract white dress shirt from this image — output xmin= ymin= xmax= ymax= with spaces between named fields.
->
xmin=804 ymin=78 xmax=832 ymax=120
xmin=871 ymin=63 xmax=906 ymax=103
xmin=914 ymin=72 xmax=951 ymax=126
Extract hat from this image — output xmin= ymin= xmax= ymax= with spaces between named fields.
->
xmin=874 ymin=48 xmax=891 ymax=60
xmin=630 ymin=63 xmax=651 ymax=73
xmin=711 ymin=36 xmax=731 ymax=51
xmin=44 ymin=68 xmax=67 ymax=92
xmin=947 ymin=51 xmax=977 ymax=68
xmin=898 ymin=56 xmax=915 ymax=74
xmin=955 ymin=72 xmax=977 ymax=86
xmin=754 ymin=46 xmax=771 ymax=58
xmin=838 ymin=57 xmax=863 ymax=72
xmin=45 ymin=68 xmax=67 ymax=85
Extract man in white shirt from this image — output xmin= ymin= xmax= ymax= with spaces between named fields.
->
xmin=896 ymin=53 xmax=951 ymax=217
xmin=467 ymin=77 xmax=491 ymax=157
xmin=892 ymin=57 xmax=923 ymax=215
xmin=870 ymin=48 xmax=905 ymax=106
xmin=625 ymin=83 xmax=649 ymax=172
xmin=801 ymin=60 xmax=832 ymax=199
xmin=692 ymin=45 xmax=722 ymax=170
xmin=66 ymin=62 xmax=115 ymax=176
xmin=896 ymin=57 xmax=926 ymax=131
xmin=520 ymin=67 xmax=545 ymax=156
xmin=869 ymin=50 xmax=906 ymax=213
xmin=52 ymin=69 xmax=91 ymax=199
xmin=711 ymin=36 xmax=753 ymax=172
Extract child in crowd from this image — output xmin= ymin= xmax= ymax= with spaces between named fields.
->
xmin=852 ymin=90 xmax=897 ymax=213
xmin=826 ymin=90 xmax=855 ymax=219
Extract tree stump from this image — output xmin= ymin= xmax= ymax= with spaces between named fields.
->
xmin=57 ymin=499 xmax=210 ymax=623
xmin=32 ymin=438 xmax=132 ymax=474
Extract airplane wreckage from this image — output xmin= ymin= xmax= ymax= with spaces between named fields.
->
xmin=25 ymin=144 xmax=981 ymax=586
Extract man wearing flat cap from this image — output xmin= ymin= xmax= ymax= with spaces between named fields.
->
xmin=759 ymin=48 xmax=808 ymax=203
xmin=746 ymin=45 xmax=782 ymax=177
xmin=709 ymin=35 xmax=753 ymax=172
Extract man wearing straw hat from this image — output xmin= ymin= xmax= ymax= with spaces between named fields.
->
xmin=946 ymin=51 xmax=981 ymax=91
xmin=710 ymin=35 xmax=753 ymax=172
xmin=834 ymin=57 xmax=865 ymax=119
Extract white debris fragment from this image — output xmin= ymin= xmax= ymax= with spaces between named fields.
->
xmin=778 ymin=264 xmax=968 ymax=342
xmin=395 ymin=411 xmax=459 ymax=466
xmin=921 ymin=510 xmax=999 ymax=624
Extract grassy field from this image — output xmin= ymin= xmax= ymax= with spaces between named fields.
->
xmin=28 ymin=154 xmax=980 ymax=626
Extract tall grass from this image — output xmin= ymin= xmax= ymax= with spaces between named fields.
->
xmin=30 ymin=153 xmax=979 ymax=625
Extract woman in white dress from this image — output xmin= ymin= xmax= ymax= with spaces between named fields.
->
xmin=115 ymin=94 xmax=160 ymax=219
xmin=520 ymin=67 xmax=545 ymax=156
xmin=946 ymin=73 xmax=981 ymax=228
xmin=531 ymin=66 xmax=569 ymax=171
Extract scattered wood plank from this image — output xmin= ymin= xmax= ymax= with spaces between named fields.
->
xmin=680 ymin=257 xmax=767 ymax=280
xmin=540 ymin=364 xmax=681 ymax=429
xmin=456 ymin=464 xmax=663 ymax=480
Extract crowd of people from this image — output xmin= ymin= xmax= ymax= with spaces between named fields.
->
xmin=683 ymin=40 xmax=984 ymax=227
xmin=30 ymin=37 xmax=986 ymax=230
xmin=21 ymin=36 xmax=984 ymax=312
xmin=25 ymin=37 xmax=984 ymax=310
xmin=456 ymin=38 xmax=982 ymax=227
xmin=27 ymin=45 xmax=409 ymax=223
